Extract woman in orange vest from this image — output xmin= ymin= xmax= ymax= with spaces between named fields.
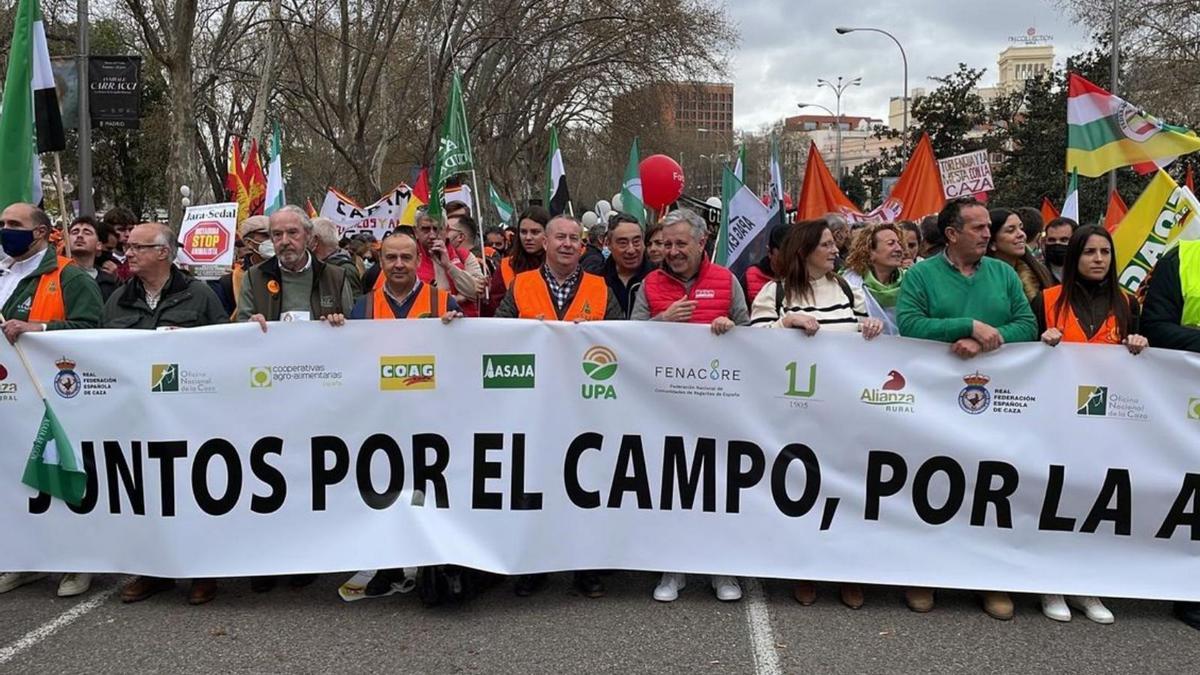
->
xmin=483 ymin=206 xmax=548 ymax=315
xmin=1031 ymin=224 xmax=1145 ymax=626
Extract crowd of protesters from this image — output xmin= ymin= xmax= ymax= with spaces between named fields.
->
xmin=0 ymin=195 xmax=1197 ymax=630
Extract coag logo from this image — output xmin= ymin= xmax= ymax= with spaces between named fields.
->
xmin=250 ymin=367 xmax=273 ymax=388
xmin=1077 ymin=385 xmax=1108 ymax=416
xmin=150 ymin=364 xmax=180 ymax=393
xmin=380 ymin=356 xmax=436 ymax=391
xmin=482 ymin=354 xmax=536 ymax=389
xmin=958 ymin=372 xmax=991 ymax=415
xmin=53 ymin=357 xmax=81 ymax=399
xmin=581 ymin=346 xmax=617 ymax=400
xmin=1188 ymin=397 xmax=1200 ymax=421
xmin=783 ymin=362 xmax=817 ymax=398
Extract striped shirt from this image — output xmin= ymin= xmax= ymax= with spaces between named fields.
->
xmin=749 ymin=275 xmax=867 ymax=330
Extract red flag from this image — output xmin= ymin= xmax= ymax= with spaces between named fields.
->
xmin=878 ymin=133 xmax=945 ymax=222
xmin=1187 ymin=164 xmax=1195 ymax=193
xmin=225 ymin=137 xmax=268 ymax=222
xmin=413 ymin=167 xmax=430 ymax=204
xmin=243 ymin=139 xmax=267 ymax=217
xmin=305 ymin=198 xmax=318 ymax=218
xmin=1040 ymin=196 xmax=1060 ymax=224
xmin=796 ymin=142 xmax=862 ymax=220
xmin=1103 ymin=189 xmax=1128 ymax=233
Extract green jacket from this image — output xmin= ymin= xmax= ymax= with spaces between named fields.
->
xmin=896 ymin=254 xmax=1037 ymax=344
xmin=102 ymin=266 xmax=229 ymax=330
xmin=1 ymin=246 xmax=102 ymax=330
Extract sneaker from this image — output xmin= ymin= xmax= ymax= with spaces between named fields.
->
xmin=1040 ymin=594 xmax=1071 ymax=622
xmin=981 ymin=591 xmax=1014 ymax=620
xmin=653 ymin=572 xmax=686 ymax=602
xmin=1068 ymin=596 xmax=1114 ymax=624
xmin=0 ymin=572 xmax=48 ymax=594
xmin=712 ymin=576 xmax=742 ymax=602
xmin=57 ymin=573 xmax=92 ymax=597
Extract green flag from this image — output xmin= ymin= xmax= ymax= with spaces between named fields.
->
xmin=488 ymin=182 xmax=514 ymax=224
xmin=1062 ymin=167 xmax=1080 ymax=223
xmin=428 ymin=72 xmax=474 ymax=218
xmin=621 ymin=138 xmax=646 ymax=225
xmin=22 ymin=400 xmax=86 ymax=506
xmin=732 ymin=145 xmax=746 ymax=183
xmin=714 ymin=165 xmax=772 ymax=267
xmin=265 ymin=121 xmax=285 ymax=215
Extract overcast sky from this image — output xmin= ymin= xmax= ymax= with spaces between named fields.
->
xmin=728 ymin=0 xmax=1097 ymax=130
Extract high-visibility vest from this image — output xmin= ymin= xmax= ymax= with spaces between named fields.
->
xmin=1042 ymin=284 xmax=1123 ymax=344
xmin=500 ymin=258 xmax=515 ymax=288
xmin=28 ymin=256 xmax=73 ymax=323
xmin=368 ymin=283 xmax=448 ymax=319
xmin=512 ymin=269 xmax=607 ymax=321
xmin=1180 ymin=240 xmax=1200 ymax=327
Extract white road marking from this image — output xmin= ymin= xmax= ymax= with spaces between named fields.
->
xmin=0 ymin=583 xmax=119 ymax=665
xmin=743 ymin=578 xmax=783 ymax=675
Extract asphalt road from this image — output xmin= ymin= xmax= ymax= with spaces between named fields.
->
xmin=1 ymin=572 xmax=1197 ymax=673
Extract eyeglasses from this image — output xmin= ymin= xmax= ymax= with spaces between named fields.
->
xmin=127 ymin=243 xmax=166 ymax=253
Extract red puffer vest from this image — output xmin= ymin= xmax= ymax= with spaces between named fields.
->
xmin=743 ymin=264 xmax=773 ymax=306
xmin=643 ymin=259 xmax=733 ymax=324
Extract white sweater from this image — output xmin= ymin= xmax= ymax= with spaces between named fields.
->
xmin=750 ymin=276 xmax=867 ymax=330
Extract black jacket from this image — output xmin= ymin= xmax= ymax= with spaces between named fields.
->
xmin=103 ymin=266 xmax=229 ymax=329
xmin=1142 ymin=247 xmax=1200 ymax=352
xmin=602 ymin=255 xmax=654 ymax=319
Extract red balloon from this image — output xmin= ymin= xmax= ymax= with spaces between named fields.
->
xmin=639 ymin=155 xmax=685 ymax=211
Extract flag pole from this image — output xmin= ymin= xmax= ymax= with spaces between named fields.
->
xmin=51 ymin=153 xmax=69 ymax=224
xmin=468 ymin=168 xmax=489 ymax=301
xmin=0 ymin=313 xmax=51 ymax=403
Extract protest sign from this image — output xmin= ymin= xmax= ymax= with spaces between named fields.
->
xmin=938 ymin=150 xmax=995 ymax=199
xmin=175 ymin=202 xmax=237 ymax=280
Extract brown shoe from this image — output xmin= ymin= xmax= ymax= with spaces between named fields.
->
xmin=905 ymin=587 xmax=935 ymax=613
xmin=188 ymin=579 xmax=218 ymax=605
xmin=792 ymin=580 xmax=817 ymax=605
xmin=121 ymin=576 xmax=174 ymax=603
xmin=840 ymin=583 xmax=864 ymax=609
xmin=981 ymin=591 xmax=1014 ymax=620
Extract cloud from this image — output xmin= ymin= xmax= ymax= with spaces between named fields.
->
xmin=728 ymin=0 xmax=1097 ymax=131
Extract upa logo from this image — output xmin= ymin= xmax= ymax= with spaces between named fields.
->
xmin=380 ymin=356 xmax=436 ymax=391
xmin=958 ymin=372 xmax=992 ymax=415
xmin=581 ymin=345 xmax=618 ymax=400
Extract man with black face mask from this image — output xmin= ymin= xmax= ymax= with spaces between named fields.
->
xmin=0 ymin=202 xmax=102 ymax=343
xmin=1042 ymin=217 xmax=1076 ymax=283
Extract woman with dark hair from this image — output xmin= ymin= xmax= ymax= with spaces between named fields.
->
xmin=896 ymin=220 xmax=922 ymax=266
xmin=1031 ymin=224 xmax=1147 ymax=624
xmin=987 ymin=208 xmax=1055 ymax=302
xmin=918 ymin=214 xmax=944 ymax=258
xmin=644 ymin=219 xmax=666 ymax=267
xmin=750 ymin=219 xmax=882 ymax=611
xmin=484 ymin=206 xmax=548 ymax=316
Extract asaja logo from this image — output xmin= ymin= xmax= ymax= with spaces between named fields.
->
xmin=581 ymin=346 xmax=617 ymax=400
xmin=250 ymin=367 xmax=273 ymax=388
xmin=783 ymin=362 xmax=817 ymax=398
xmin=1187 ymin=397 xmax=1200 ymax=421
xmin=958 ymin=372 xmax=991 ymax=415
xmin=1077 ymin=385 xmax=1108 ymax=416
xmin=150 ymin=364 xmax=180 ymax=392
xmin=53 ymin=357 xmax=81 ymax=399
xmin=380 ymin=356 xmax=436 ymax=391
xmin=860 ymin=370 xmax=915 ymax=413
xmin=482 ymin=354 xmax=535 ymax=389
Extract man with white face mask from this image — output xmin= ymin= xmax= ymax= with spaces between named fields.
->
xmin=216 ymin=216 xmax=274 ymax=318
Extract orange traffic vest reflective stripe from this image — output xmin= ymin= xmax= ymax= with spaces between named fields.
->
xmin=370 ymin=283 xmax=446 ymax=319
xmin=512 ymin=269 xmax=607 ymax=321
xmin=29 ymin=256 xmax=73 ymax=323
xmin=500 ymin=258 xmax=515 ymax=288
xmin=1042 ymin=285 xmax=1122 ymax=345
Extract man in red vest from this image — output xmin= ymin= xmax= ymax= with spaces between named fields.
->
xmin=349 ymin=230 xmax=462 ymax=321
xmin=630 ymin=208 xmax=750 ymax=334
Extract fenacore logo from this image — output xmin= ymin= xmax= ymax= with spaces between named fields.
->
xmin=0 ymin=362 xmax=16 ymax=401
xmin=654 ymin=359 xmax=741 ymax=382
xmin=1077 ymin=385 xmax=1109 ymax=416
xmin=958 ymin=372 xmax=991 ymax=415
xmin=860 ymin=370 xmax=915 ymax=413
xmin=380 ymin=356 xmax=436 ymax=391
xmin=581 ymin=346 xmax=617 ymax=400
xmin=482 ymin=354 xmax=535 ymax=389
xmin=151 ymin=364 xmax=180 ymax=392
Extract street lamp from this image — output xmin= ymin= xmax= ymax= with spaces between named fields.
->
xmin=811 ymin=76 xmax=861 ymax=187
xmin=700 ymin=153 xmax=729 ymax=197
xmin=836 ymin=26 xmax=908 ymax=146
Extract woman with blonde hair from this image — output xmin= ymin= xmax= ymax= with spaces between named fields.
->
xmin=842 ymin=222 xmax=906 ymax=335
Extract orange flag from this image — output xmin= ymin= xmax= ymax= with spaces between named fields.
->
xmin=305 ymin=198 xmax=318 ymax=218
xmin=1040 ymin=196 xmax=1060 ymax=224
xmin=877 ymin=133 xmax=945 ymax=222
xmin=796 ymin=142 xmax=861 ymax=220
xmin=1103 ymin=189 xmax=1128 ymax=233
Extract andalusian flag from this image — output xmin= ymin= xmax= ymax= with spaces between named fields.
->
xmin=547 ymin=126 xmax=570 ymax=216
xmin=714 ymin=166 xmax=772 ymax=268
xmin=264 ymin=121 xmax=285 ymax=215
xmin=620 ymin=138 xmax=645 ymax=224
xmin=0 ymin=0 xmax=64 ymax=210
xmin=427 ymin=72 xmax=474 ymax=218
xmin=732 ymin=145 xmax=746 ymax=183
xmin=488 ymin=183 xmax=513 ymax=224
xmin=22 ymin=400 xmax=85 ymax=506
xmin=1061 ymin=168 xmax=1079 ymax=222
xmin=1067 ymin=73 xmax=1200 ymax=177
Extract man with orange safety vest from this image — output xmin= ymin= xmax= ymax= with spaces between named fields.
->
xmin=349 ymin=230 xmax=463 ymax=321
xmin=0 ymin=202 xmax=102 ymax=344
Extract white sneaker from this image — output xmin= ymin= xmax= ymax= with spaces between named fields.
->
xmin=0 ymin=572 xmax=48 ymax=594
xmin=653 ymin=572 xmax=686 ymax=602
xmin=712 ymin=576 xmax=742 ymax=602
xmin=57 ymin=573 xmax=93 ymax=597
xmin=1040 ymin=593 xmax=1071 ymax=622
xmin=1068 ymin=595 xmax=1114 ymax=624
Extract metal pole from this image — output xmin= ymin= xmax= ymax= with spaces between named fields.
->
xmin=77 ymin=0 xmax=93 ymax=216
xmin=1108 ymin=0 xmax=1119 ymax=195
xmin=835 ymin=92 xmax=843 ymax=188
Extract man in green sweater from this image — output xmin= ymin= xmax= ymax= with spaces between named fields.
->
xmin=897 ymin=198 xmax=1037 ymax=359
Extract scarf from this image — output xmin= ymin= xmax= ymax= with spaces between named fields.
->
xmin=863 ymin=268 xmax=903 ymax=308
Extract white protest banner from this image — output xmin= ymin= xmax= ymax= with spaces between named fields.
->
xmin=175 ymin=202 xmax=238 ymax=280
xmin=2 ymin=322 xmax=1199 ymax=601
xmin=319 ymin=183 xmax=415 ymax=239
xmin=938 ymin=150 xmax=995 ymax=199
